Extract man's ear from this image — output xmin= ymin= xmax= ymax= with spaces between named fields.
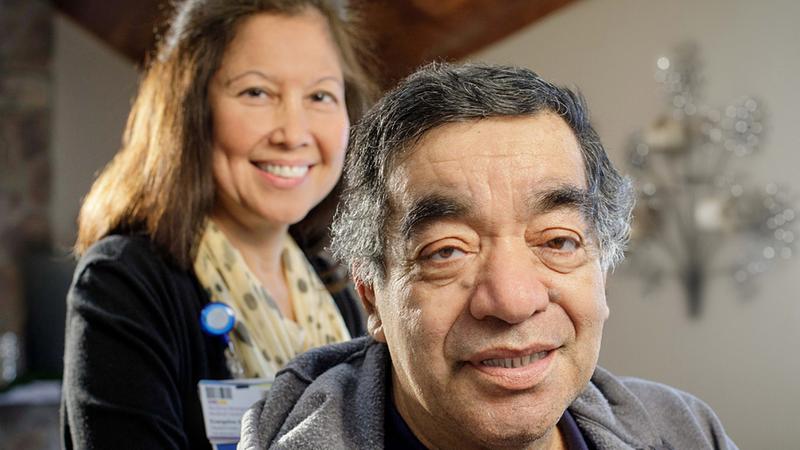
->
xmin=355 ymin=277 xmax=386 ymax=343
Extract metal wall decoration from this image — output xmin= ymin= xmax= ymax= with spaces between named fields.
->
xmin=624 ymin=43 xmax=796 ymax=316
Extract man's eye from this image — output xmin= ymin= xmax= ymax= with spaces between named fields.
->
xmin=428 ymin=247 xmax=466 ymax=262
xmin=533 ymin=233 xmax=588 ymax=272
xmin=545 ymin=237 xmax=579 ymax=252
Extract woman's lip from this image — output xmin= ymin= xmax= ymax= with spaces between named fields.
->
xmin=253 ymin=162 xmax=311 ymax=189
xmin=250 ymin=159 xmax=315 ymax=166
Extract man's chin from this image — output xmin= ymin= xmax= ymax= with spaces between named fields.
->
xmin=448 ymin=408 xmax=560 ymax=450
xmin=465 ymin=425 xmax=555 ymax=450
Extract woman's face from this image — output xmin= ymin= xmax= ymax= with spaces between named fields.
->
xmin=208 ymin=10 xmax=349 ymax=231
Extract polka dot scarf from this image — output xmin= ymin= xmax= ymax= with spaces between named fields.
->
xmin=193 ymin=221 xmax=351 ymax=379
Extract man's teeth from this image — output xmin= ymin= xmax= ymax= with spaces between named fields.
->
xmin=258 ymin=163 xmax=309 ymax=178
xmin=481 ymin=351 xmax=548 ymax=368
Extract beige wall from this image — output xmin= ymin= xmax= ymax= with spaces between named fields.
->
xmin=50 ymin=13 xmax=138 ymax=251
xmin=472 ymin=0 xmax=800 ymax=448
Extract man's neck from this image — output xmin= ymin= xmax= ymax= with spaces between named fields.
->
xmin=388 ymin=372 xmax=569 ymax=450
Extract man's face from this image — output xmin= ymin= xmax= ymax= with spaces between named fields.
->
xmin=358 ymin=114 xmax=609 ymax=449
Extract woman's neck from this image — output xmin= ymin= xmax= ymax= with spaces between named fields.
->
xmin=208 ymin=209 xmax=295 ymax=320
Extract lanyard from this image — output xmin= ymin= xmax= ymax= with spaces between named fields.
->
xmin=200 ymin=302 xmax=244 ymax=377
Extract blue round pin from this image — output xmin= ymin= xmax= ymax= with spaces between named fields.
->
xmin=200 ymin=302 xmax=236 ymax=336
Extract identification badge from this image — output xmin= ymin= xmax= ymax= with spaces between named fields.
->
xmin=198 ymin=377 xmax=273 ymax=447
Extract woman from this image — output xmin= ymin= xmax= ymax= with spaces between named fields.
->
xmin=61 ymin=0 xmax=375 ymax=448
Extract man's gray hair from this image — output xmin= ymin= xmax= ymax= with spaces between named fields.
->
xmin=331 ymin=62 xmax=634 ymax=284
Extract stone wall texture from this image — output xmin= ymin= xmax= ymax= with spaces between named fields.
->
xmin=0 ymin=0 xmax=53 ymax=386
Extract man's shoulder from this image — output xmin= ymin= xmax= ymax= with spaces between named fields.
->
xmin=570 ymin=366 xmax=737 ymax=450
xmin=239 ymin=337 xmax=389 ymax=450
xmin=615 ymin=373 xmax=706 ymax=411
xmin=278 ymin=336 xmax=380 ymax=383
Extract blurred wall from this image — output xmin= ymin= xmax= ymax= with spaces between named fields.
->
xmin=0 ymin=0 xmax=52 ymax=386
xmin=51 ymin=13 xmax=138 ymax=251
xmin=472 ymin=0 xmax=799 ymax=448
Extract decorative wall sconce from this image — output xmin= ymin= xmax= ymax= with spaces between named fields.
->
xmin=624 ymin=43 xmax=796 ymax=316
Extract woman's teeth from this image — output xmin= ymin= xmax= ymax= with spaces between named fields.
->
xmin=257 ymin=163 xmax=309 ymax=179
xmin=481 ymin=351 xmax=548 ymax=368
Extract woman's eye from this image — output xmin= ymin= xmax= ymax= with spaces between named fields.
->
xmin=239 ymin=87 xmax=268 ymax=98
xmin=545 ymin=237 xmax=580 ymax=252
xmin=428 ymin=246 xmax=466 ymax=262
xmin=310 ymin=91 xmax=337 ymax=103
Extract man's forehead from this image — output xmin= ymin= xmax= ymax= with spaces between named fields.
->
xmin=384 ymin=115 xmax=591 ymax=239
xmin=389 ymin=114 xmax=587 ymax=199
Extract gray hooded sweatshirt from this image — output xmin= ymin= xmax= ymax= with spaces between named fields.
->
xmin=239 ymin=337 xmax=737 ymax=449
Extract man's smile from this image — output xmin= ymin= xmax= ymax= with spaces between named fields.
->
xmin=480 ymin=350 xmax=549 ymax=368
xmin=464 ymin=344 xmax=561 ymax=391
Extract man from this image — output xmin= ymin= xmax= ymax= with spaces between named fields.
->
xmin=239 ymin=63 xmax=737 ymax=449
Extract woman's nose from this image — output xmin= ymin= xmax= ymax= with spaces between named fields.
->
xmin=269 ymin=100 xmax=312 ymax=149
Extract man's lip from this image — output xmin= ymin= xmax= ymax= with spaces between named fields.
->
xmin=467 ymin=344 xmax=560 ymax=364
xmin=464 ymin=345 xmax=560 ymax=391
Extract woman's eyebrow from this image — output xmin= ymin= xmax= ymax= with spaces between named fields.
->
xmin=223 ymin=70 xmax=272 ymax=87
xmin=311 ymin=75 xmax=344 ymax=86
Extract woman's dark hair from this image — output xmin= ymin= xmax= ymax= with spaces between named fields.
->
xmin=75 ymin=0 xmax=377 ymax=268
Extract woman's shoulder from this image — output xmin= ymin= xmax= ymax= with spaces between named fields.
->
xmin=73 ymin=233 xmax=197 ymax=303
xmin=78 ymin=233 xmax=184 ymax=277
xmin=69 ymin=233 xmax=208 ymax=335
xmin=81 ymin=233 xmax=161 ymax=264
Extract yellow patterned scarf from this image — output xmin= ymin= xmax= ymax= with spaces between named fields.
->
xmin=193 ymin=221 xmax=350 ymax=379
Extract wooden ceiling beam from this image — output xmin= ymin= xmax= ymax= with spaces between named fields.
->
xmin=52 ymin=0 xmax=165 ymax=64
xmin=360 ymin=0 xmax=578 ymax=86
xmin=52 ymin=0 xmax=578 ymax=85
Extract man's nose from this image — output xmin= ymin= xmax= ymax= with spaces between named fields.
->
xmin=468 ymin=239 xmax=550 ymax=324
xmin=268 ymin=99 xmax=312 ymax=149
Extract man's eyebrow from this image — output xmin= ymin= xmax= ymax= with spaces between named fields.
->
xmin=529 ymin=185 xmax=593 ymax=217
xmin=399 ymin=194 xmax=470 ymax=241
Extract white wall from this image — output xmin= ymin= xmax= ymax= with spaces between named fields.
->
xmin=50 ymin=13 xmax=138 ymax=251
xmin=472 ymin=1 xmax=800 ymax=448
